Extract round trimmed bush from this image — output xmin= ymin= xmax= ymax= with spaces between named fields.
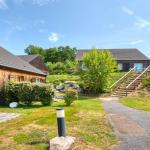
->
xmin=64 ymin=89 xmax=78 ymax=106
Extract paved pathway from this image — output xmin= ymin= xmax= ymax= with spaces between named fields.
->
xmin=101 ymin=97 xmax=150 ymax=150
xmin=0 ymin=113 xmax=20 ymax=123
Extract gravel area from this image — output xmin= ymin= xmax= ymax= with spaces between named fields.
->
xmin=101 ymin=97 xmax=150 ymax=150
xmin=0 ymin=113 xmax=20 ymax=123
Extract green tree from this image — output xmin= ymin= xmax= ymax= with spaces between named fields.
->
xmin=65 ymin=60 xmax=79 ymax=74
xmin=24 ymin=45 xmax=45 ymax=57
xmin=57 ymin=46 xmax=77 ymax=62
xmin=81 ymin=49 xmax=117 ymax=94
xmin=44 ymin=48 xmax=58 ymax=63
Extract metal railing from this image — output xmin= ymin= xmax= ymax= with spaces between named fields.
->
xmin=125 ymin=65 xmax=150 ymax=96
xmin=110 ymin=67 xmax=136 ymax=90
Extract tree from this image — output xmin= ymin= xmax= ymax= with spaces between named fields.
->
xmin=25 ymin=45 xmax=77 ymax=63
xmin=81 ymin=49 xmax=117 ymax=94
xmin=44 ymin=48 xmax=58 ymax=63
xmin=45 ymin=46 xmax=77 ymax=63
xmin=24 ymin=45 xmax=45 ymax=57
xmin=57 ymin=46 xmax=77 ymax=62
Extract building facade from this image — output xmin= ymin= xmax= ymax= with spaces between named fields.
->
xmin=76 ymin=48 xmax=150 ymax=72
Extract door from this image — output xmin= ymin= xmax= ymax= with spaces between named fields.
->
xmin=123 ymin=63 xmax=130 ymax=71
xmin=134 ymin=63 xmax=143 ymax=72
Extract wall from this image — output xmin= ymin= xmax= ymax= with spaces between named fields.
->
xmin=117 ymin=60 xmax=150 ymax=71
xmin=0 ymin=68 xmax=46 ymax=88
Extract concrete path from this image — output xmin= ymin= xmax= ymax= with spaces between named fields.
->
xmin=0 ymin=113 xmax=20 ymax=123
xmin=101 ymin=97 xmax=150 ymax=150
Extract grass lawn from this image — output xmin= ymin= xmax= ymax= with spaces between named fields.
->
xmin=47 ymin=74 xmax=80 ymax=83
xmin=110 ymin=72 xmax=126 ymax=86
xmin=0 ymin=97 xmax=117 ymax=150
xmin=121 ymin=97 xmax=150 ymax=112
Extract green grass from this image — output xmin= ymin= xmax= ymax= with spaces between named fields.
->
xmin=46 ymin=74 xmax=80 ymax=83
xmin=121 ymin=97 xmax=150 ymax=112
xmin=0 ymin=97 xmax=117 ymax=150
xmin=110 ymin=72 xmax=126 ymax=86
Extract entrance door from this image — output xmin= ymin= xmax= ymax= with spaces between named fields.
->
xmin=123 ymin=63 xmax=130 ymax=71
xmin=134 ymin=63 xmax=143 ymax=72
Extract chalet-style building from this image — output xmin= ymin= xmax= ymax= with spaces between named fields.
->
xmin=76 ymin=48 xmax=150 ymax=71
xmin=0 ymin=47 xmax=46 ymax=88
xmin=18 ymin=55 xmax=48 ymax=74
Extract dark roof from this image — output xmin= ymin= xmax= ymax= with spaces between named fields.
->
xmin=18 ymin=55 xmax=39 ymax=63
xmin=0 ymin=47 xmax=46 ymax=76
xmin=76 ymin=48 xmax=149 ymax=61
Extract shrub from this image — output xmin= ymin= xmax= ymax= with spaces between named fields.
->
xmin=64 ymin=89 xmax=78 ymax=106
xmin=3 ymin=82 xmax=53 ymax=106
xmin=142 ymin=77 xmax=150 ymax=91
xmin=4 ymin=82 xmax=20 ymax=104
xmin=17 ymin=83 xmax=34 ymax=106
xmin=53 ymin=62 xmax=66 ymax=74
xmin=46 ymin=61 xmax=79 ymax=75
xmin=81 ymin=49 xmax=117 ymax=94
xmin=38 ymin=84 xmax=53 ymax=106
xmin=47 ymin=75 xmax=80 ymax=85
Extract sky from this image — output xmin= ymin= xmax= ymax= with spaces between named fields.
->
xmin=0 ymin=0 xmax=150 ymax=56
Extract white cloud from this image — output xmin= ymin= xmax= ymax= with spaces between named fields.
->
xmin=134 ymin=17 xmax=150 ymax=30
xmin=122 ymin=6 xmax=134 ymax=16
xmin=0 ymin=0 xmax=7 ymax=9
xmin=48 ymin=32 xmax=59 ymax=42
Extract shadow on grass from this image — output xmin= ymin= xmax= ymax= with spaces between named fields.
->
xmin=0 ymin=96 xmax=95 ymax=110
xmin=0 ymin=103 xmax=45 ymax=109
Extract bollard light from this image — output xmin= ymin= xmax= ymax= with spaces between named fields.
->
xmin=56 ymin=108 xmax=66 ymax=137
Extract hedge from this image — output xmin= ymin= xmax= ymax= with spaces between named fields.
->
xmin=3 ymin=82 xmax=54 ymax=106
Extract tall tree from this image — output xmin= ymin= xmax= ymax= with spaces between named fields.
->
xmin=81 ymin=49 xmax=117 ymax=94
xmin=57 ymin=46 xmax=77 ymax=62
xmin=44 ymin=48 xmax=58 ymax=63
xmin=44 ymin=46 xmax=77 ymax=63
xmin=24 ymin=45 xmax=45 ymax=57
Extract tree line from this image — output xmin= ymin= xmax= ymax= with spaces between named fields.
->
xmin=24 ymin=45 xmax=78 ymax=74
xmin=25 ymin=45 xmax=77 ymax=63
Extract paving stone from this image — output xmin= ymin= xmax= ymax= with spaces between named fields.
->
xmin=0 ymin=113 xmax=20 ymax=123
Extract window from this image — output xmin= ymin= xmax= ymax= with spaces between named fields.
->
xmin=18 ymin=76 xmax=24 ymax=82
xmin=134 ymin=63 xmax=143 ymax=72
xmin=118 ymin=63 xmax=123 ymax=71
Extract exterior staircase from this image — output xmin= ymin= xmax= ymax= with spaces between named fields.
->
xmin=110 ymin=65 xmax=150 ymax=97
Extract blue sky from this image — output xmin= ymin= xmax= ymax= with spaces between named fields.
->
xmin=0 ymin=0 xmax=150 ymax=56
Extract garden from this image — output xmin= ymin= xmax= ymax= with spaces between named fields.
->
xmin=0 ymin=98 xmax=117 ymax=150
xmin=0 ymin=47 xmax=123 ymax=150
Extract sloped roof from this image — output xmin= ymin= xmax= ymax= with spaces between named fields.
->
xmin=0 ymin=47 xmax=46 ymax=76
xmin=76 ymin=48 xmax=149 ymax=61
xmin=18 ymin=55 xmax=39 ymax=63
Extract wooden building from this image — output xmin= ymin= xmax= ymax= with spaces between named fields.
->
xmin=0 ymin=47 xmax=47 ymax=88
xmin=76 ymin=48 xmax=150 ymax=71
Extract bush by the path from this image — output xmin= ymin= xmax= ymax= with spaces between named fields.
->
xmin=64 ymin=89 xmax=78 ymax=106
xmin=4 ymin=82 xmax=53 ymax=106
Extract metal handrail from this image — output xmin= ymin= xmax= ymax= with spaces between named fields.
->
xmin=110 ymin=66 xmax=136 ymax=89
xmin=126 ymin=65 xmax=150 ymax=89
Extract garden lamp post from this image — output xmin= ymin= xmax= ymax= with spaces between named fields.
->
xmin=56 ymin=108 xmax=66 ymax=137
